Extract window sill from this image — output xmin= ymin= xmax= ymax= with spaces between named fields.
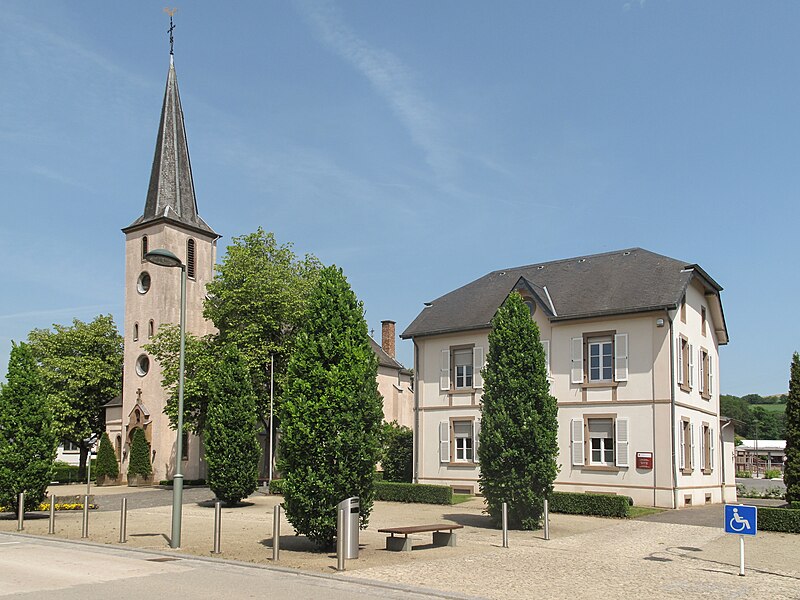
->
xmin=581 ymin=381 xmax=619 ymax=389
xmin=577 ymin=465 xmax=620 ymax=472
xmin=701 ymin=393 xmax=711 ymax=401
xmin=681 ymin=468 xmax=693 ymax=475
xmin=702 ymin=468 xmax=712 ymax=475
xmin=679 ymin=384 xmax=692 ymax=394
xmin=446 ymin=388 xmax=477 ymax=395
xmin=447 ymin=462 xmax=478 ymax=468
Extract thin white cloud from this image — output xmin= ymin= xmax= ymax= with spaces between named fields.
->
xmin=0 ymin=305 xmax=114 ymax=321
xmin=294 ymin=0 xmax=457 ymax=181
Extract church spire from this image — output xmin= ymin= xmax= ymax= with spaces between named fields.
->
xmin=124 ymin=15 xmax=217 ymax=238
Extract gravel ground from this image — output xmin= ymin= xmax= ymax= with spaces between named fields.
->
xmin=1 ymin=487 xmax=797 ymax=599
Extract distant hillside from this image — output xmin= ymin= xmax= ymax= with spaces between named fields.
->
xmin=720 ymin=393 xmax=786 ymax=439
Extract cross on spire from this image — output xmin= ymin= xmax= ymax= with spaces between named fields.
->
xmin=164 ymin=7 xmax=177 ymax=55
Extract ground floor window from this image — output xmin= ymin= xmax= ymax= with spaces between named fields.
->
xmin=570 ymin=416 xmax=629 ymax=468
xmin=589 ymin=418 xmax=614 ymax=465
xmin=453 ymin=420 xmax=473 ymax=462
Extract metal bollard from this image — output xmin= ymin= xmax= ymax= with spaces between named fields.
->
xmin=48 ymin=495 xmax=56 ymax=534
xmin=17 ymin=492 xmax=24 ymax=531
xmin=81 ymin=495 xmax=89 ymax=538
xmin=119 ymin=498 xmax=128 ymax=543
xmin=272 ymin=504 xmax=281 ymax=561
xmin=336 ymin=505 xmax=346 ymax=571
xmin=502 ymin=502 xmax=509 ymax=548
xmin=212 ymin=501 xmax=221 ymax=554
xmin=543 ymin=498 xmax=550 ymax=540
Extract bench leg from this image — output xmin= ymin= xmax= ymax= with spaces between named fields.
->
xmin=386 ymin=536 xmax=413 ymax=552
xmin=432 ymin=532 xmax=457 ymax=547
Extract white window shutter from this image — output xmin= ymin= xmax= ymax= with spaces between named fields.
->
xmin=708 ymin=356 xmax=714 ymax=396
xmin=699 ymin=351 xmax=705 ymax=394
xmin=440 ymin=350 xmax=450 ymax=391
xmin=677 ymin=338 xmax=684 ymax=385
xmin=688 ymin=344 xmax=695 ymax=388
xmin=689 ymin=424 xmax=695 ymax=470
xmin=571 ymin=418 xmax=585 ymax=466
xmin=439 ymin=421 xmax=450 ymax=463
xmin=542 ymin=340 xmax=551 ymax=378
xmin=571 ymin=337 xmax=584 ymax=384
xmin=710 ymin=428 xmax=715 ymax=470
xmin=614 ymin=333 xmax=628 ymax=382
xmin=615 ymin=417 xmax=629 ymax=467
xmin=699 ymin=426 xmax=706 ymax=469
xmin=679 ymin=425 xmax=686 ymax=470
xmin=473 ymin=346 xmax=484 ymax=389
xmin=473 ymin=418 xmax=481 ymax=464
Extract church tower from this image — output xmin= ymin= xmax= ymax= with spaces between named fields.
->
xmin=117 ymin=49 xmax=219 ymax=483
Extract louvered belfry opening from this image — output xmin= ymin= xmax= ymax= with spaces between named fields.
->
xmin=187 ymin=238 xmax=196 ymax=279
xmin=142 ymin=236 xmax=148 ymax=260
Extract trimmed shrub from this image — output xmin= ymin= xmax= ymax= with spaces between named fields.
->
xmin=757 ymin=507 xmax=800 ymax=533
xmin=127 ymin=429 xmax=152 ymax=479
xmin=374 ymin=481 xmax=453 ymax=505
xmin=786 ymin=352 xmax=800 ymax=503
xmin=52 ymin=460 xmax=96 ymax=484
xmin=789 ymin=501 xmax=800 ymax=510
xmin=382 ymin=422 xmax=413 ymax=483
xmin=764 ymin=469 xmax=782 ymax=480
xmin=549 ymin=491 xmax=631 ymax=518
xmin=94 ymin=433 xmax=119 ymax=479
xmin=736 ymin=471 xmax=752 ymax=478
xmin=268 ymin=479 xmax=285 ymax=495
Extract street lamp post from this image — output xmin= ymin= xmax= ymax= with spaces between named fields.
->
xmin=144 ymin=248 xmax=186 ymax=549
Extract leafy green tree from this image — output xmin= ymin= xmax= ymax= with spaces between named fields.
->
xmin=382 ymin=422 xmax=413 ymax=483
xmin=205 ymin=346 xmax=261 ymax=505
xmin=0 ymin=343 xmax=58 ymax=512
xmin=94 ymin=432 xmax=119 ymax=480
xmin=27 ymin=315 xmax=123 ymax=479
xmin=785 ymin=352 xmax=800 ymax=503
xmin=478 ymin=292 xmax=558 ymax=529
xmin=144 ymin=324 xmax=217 ymax=435
xmin=127 ymin=428 xmax=152 ymax=480
xmin=277 ymin=266 xmax=384 ymax=548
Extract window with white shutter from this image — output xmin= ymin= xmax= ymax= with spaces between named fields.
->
xmin=699 ymin=425 xmax=706 ymax=469
xmin=615 ymin=417 xmax=629 ymax=467
xmin=473 ymin=418 xmax=481 ymax=463
xmin=699 ymin=349 xmax=705 ymax=394
xmin=679 ymin=423 xmax=686 ymax=470
xmin=571 ymin=418 xmax=585 ymax=466
xmin=677 ymin=337 xmax=684 ymax=385
xmin=440 ymin=350 xmax=450 ymax=391
xmin=710 ymin=427 xmax=715 ymax=470
xmin=473 ymin=347 xmax=484 ymax=389
xmin=439 ymin=421 xmax=450 ymax=463
xmin=689 ymin=424 xmax=695 ymax=470
xmin=688 ymin=344 xmax=695 ymax=389
xmin=708 ymin=356 xmax=714 ymax=397
xmin=571 ymin=337 xmax=584 ymax=384
xmin=542 ymin=340 xmax=551 ymax=378
xmin=614 ymin=333 xmax=628 ymax=382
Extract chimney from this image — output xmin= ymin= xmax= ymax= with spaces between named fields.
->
xmin=381 ymin=320 xmax=396 ymax=359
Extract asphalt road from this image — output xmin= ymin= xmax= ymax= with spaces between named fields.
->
xmin=0 ymin=532 xmax=478 ymax=600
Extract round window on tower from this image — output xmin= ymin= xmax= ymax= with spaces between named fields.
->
xmin=135 ymin=354 xmax=150 ymax=377
xmin=137 ymin=272 xmax=151 ymax=294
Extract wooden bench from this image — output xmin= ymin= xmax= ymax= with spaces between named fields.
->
xmin=377 ymin=523 xmax=464 ymax=552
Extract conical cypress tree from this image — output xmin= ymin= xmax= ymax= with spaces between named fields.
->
xmin=127 ymin=428 xmax=152 ymax=479
xmin=785 ymin=352 xmax=800 ymax=503
xmin=0 ymin=342 xmax=58 ymax=512
xmin=277 ymin=265 xmax=384 ymax=548
xmin=95 ymin=432 xmax=119 ymax=480
xmin=205 ymin=345 xmax=261 ymax=505
xmin=478 ymin=292 xmax=559 ymax=529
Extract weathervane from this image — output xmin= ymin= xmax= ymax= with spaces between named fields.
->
xmin=164 ymin=7 xmax=177 ymax=55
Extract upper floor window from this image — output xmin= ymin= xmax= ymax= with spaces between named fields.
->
xmin=440 ymin=346 xmax=484 ymax=391
xmin=570 ymin=333 xmax=628 ymax=385
xmin=699 ymin=348 xmax=712 ymax=399
xmin=137 ymin=272 xmax=151 ymax=295
xmin=133 ymin=323 xmax=139 ymax=342
xmin=677 ymin=336 xmax=694 ymax=392
xmin=187 ymin=239 xmax=196 ymax=279
xmin=701 ymin=307 xmax=707 ymax=336
xmin=453 ymin=349 xmax=473 ymax=388
xmin=142 ymin=236 xmax=148 ymax=261
xmin=588 ymin=339 xmax=613 ymax=382
xmin=148 ymin=320 xmax=155 ymax=339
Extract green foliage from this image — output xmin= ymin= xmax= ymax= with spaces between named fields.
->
xmin=374 ymin=481 xmax=453 ymax=504
xmin=0 ymin=343 xmax=58 ymax=512
xmin=27 ymin=315 xmax=123 ymax=478
xmin=736 ymin=470 xmax=752 ymax=478
xmin=159 ymin=479 xmax=206 ymax=486
xmin=204 ymin=228 xmax=322 ymax=422
xmin=205 ymin=346 xmax=261 ymax=505
xmin=549 ymin=491 xmax=631 ymax=518
xmin=144 ymin=325 xmax=217 ymax=434
xmin=127 ymin=429 xmax=152 ymax=479
xmin=764 ymin=469 xmax=782 ymax=480
xmin=757 ymin=506 xmax=800 ymax=533
xmin=736 ymin=484 xmax=785 ymax=499
xmin=52 ymin=460 xmax=96 ymax=484
xmin=720 ymin=393 xmax=786 ymax=439
xmin=478 ymin=292 xmax=559 ymax=530
xmin=268 ymin=479 xmax=285 ymax=495
xmin=277 ymin=266 xmax=384 ymax=548
xmin=786 ymin=353 xmax=800 ymax=503
xmin=789 ymin=501 xmax=800 ymax=510
xmin=382 ymin=421 xmax=413 ymax=483
xmin=94 ymin=433 xmax=119 ymax=479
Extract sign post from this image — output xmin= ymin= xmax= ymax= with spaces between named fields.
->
xmin=724 ymin=504 xmax=757 ymax=576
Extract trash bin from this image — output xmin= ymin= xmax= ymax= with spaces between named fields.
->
xmin=337 ymin=496 xmax=359 ymax=559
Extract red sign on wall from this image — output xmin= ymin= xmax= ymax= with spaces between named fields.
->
xmin=636 ymin=452 xmax=653 ymax=469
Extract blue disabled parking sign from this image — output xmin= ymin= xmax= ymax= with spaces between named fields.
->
xmin=725 ymin=504 xmax=757 ymax=536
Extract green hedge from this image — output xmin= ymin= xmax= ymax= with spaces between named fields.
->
xmin=758 ymin=507 xmax=800 ymax=533
xmin=51 ymin=460 xmax=97 ymax=484
xmin=788 ymin=501 xmax=800 ymax=510
xmin=549 ymin=491 xmax=631 ymax=518
xmin=268 ymin=479 xmax=285 ymax=495
xmin=158 ymin=479 xmax=207 ymax=487
xmin=374 ymin=481 xmax=453 ymax=505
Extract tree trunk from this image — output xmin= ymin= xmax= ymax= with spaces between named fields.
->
xmin=78 ymin=445 xmax=88 ymax=481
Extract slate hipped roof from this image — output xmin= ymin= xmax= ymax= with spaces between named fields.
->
xmin=401 ymin=248 xmax=729 ymax=343
xmin=123 ymin=57 xmax=218 ymax=238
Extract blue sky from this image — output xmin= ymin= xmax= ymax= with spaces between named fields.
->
xmin=1 ymin=1 xmax=798 ymax=395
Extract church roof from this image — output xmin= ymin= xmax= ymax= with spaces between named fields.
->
xmin=124 ymin=56 xmax=218 ymax=238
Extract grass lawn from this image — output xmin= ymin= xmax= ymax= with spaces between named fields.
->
xmin=628 ymin=506 xmax=667 ymax=518
xmin=451 ymin=494 xmax=473 ymax=505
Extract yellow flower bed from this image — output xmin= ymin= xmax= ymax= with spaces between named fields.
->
xmin=1 ymin=503 xmax=97 ymax=511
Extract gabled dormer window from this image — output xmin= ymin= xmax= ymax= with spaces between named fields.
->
xmin=187 ymin=238 xmax=196 ymax=279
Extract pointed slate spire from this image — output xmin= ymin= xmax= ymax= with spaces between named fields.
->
xmin=124 ymin=56 xmax=217 ymax=237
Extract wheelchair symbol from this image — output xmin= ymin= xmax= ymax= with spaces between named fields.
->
xmin=729 ymin=508 xmax=751 ymax=532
